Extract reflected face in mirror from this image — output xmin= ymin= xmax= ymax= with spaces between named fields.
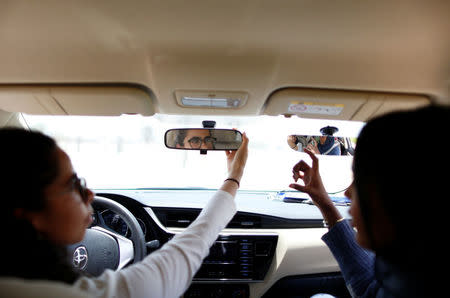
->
xmin=166 ymin=128 xmax=242 ymax=151
xmin=176 ymin=129 xmax=215 ymax=149
xmin=287 ymin=135 xmax=343 ymax=156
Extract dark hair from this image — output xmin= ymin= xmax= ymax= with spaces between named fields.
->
xmin=353 ymin=105 xmax=450 ymax=264
xmin=0 ymin=128 xmax=80 ymax=283
xmin=175 ymin=129 xmax=188 ymax=146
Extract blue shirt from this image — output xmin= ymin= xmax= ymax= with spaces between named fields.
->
xmin=318 ymin=137 xmax=341 ymax=155
xmin=322 ymin=220 xmax=433 ymax=297
xmin=322 ymin=220 xmax=379 ymax=297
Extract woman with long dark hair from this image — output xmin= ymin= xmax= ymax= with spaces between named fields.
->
xmin=290 ymin=105 xmax=449 ymax=297
xmin=0 ymin=128 xmax=249 ymax=297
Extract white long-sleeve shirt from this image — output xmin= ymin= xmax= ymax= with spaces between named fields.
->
xmin=0 ymin=190 xmax=237 ymax=298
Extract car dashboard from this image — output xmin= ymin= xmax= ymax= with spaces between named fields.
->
xmin=94 ymin=189 xmax=350 ymax=297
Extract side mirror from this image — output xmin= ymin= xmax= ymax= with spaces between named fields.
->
xmin=165 ymin=129 xmax=242 ymax=153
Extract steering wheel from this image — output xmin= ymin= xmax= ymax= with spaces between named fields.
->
xmin=67 ymin=196 xmax=146 ymax=276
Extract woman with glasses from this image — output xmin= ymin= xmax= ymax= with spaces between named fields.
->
xmin=0 ymin=127 xmax=248 ymax=298
xmin=174 ymin=129 xmax=216 ymax=149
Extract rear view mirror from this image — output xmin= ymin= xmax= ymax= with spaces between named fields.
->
xmin=165 ymin=129 xmax=243 ymax=152
xmin=287 ymin=126 xmax=355 ymax=156
xmin=287 ymin=135 xmax=355 ymax=156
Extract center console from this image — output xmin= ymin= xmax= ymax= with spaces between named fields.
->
xmin=142 ymin=206 xmax=279 ymax=297
xmin=183 ymin=234 xmax=277 ymax=297
xmin=194 ymin=234 xmax=278 ymax=281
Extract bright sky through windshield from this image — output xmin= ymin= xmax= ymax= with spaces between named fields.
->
xmin=24 ymin=114 xmax=364 ymax=193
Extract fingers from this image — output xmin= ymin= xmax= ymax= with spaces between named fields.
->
xmin=236 ymin=132 xmax=249 ymax=159
xmin=238 ymin=133 xmax=249 ymax=163
xmin=292 ymin=160 xmax=310 ymax=173
xmin=292 ymin=172 xmax=304 ymax=183
xmin=228 ymin=132 xmax=249 ymax=180
xmin=290 ymin=148 xmax=326 ymax=199
xmin=303 ymin=148 xmax=319 ymax=170
xmin=292 ymin=149 xmax=317 ymax=171
xmin=289 ymin=183 xmax=306 ymax=193
xmin=303 ymin=147 xmax=316 ymax=159
xmin=292 ymin=149 xmax=318 ymax=181
xmin=227 ymin=132 xmax=248 ymax=160
xmin=292 ymin=160 xmax=309 ymax=182
xmin=225 ymin=150 xmax=235 ymax=158
xmin=241 ymin=132 xmax=249 ymax=147
xmin=227 ymin=131 xmax=247 ymax=159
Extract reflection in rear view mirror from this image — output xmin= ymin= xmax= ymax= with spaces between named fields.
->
xmin=287 ymin=135 xmax=354 ymax=156
xmin=165 ymin=129 xmax=243 ymax=151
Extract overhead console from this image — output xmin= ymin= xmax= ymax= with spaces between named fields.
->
xmin=262 ymin=88 xmax=430 ymax=121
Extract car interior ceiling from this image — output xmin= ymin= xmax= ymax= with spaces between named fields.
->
xmin=0 ymin=1 xmax=449 ymax=298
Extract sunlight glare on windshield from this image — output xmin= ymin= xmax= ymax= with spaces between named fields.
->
xmin=24 ymin=114 xmax=364 ymax=193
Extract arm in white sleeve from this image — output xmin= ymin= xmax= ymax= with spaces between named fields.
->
xmin=73 ymin=190 xmax=237 ymax=298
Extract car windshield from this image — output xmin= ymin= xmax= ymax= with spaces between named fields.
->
xmin=24 ymin=114 xmax=364 ymax=194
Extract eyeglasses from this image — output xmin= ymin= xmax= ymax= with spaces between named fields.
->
xmin=74 ymin=176 xmax=89 ymax=203
xmin=187 ymin=136 xmax=217 ymax=149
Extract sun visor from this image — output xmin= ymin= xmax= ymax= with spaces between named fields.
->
xmin=262 ymin=88 xmax=430 ymax=121
xmin=0 ymin=84 xmax=155 ymax=116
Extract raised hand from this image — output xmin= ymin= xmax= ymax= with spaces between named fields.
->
xmin=289 ymin=148 xmax=343 ymax=227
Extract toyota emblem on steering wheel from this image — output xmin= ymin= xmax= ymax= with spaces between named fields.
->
xmin=73 ymin=246 xmax=88 ymax=270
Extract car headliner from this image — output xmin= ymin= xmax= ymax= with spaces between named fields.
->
xmin=0 ymin=0 xmax=449 ymax=118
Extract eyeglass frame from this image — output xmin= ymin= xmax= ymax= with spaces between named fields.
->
xmin=187 ymin=136 xmax=217 ymax=149
xmin=74 ymin=175 xmax=89 ymax=203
